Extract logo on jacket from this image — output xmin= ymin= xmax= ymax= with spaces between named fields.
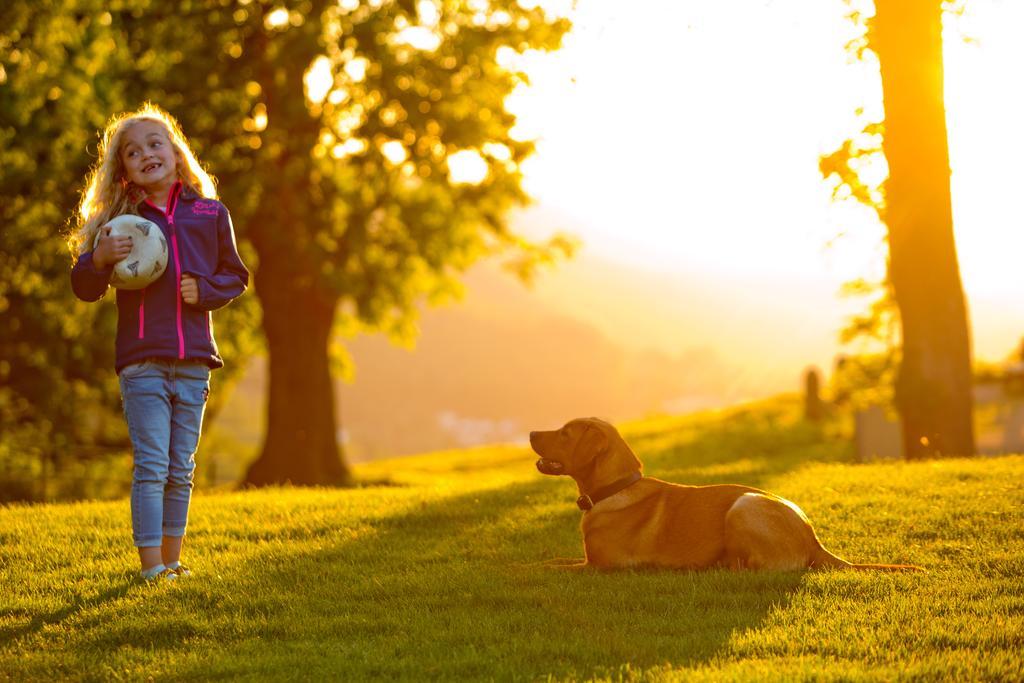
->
xmin=192 ymin=200 xmax=219 ymax=216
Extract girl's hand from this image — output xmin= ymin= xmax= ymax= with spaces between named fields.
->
xmin=92 ymin=226 xmax=133 ymax=269
xmin=181 ymin=274 xmax=199 ymax=305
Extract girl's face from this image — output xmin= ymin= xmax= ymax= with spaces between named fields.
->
xmin=119 ymin=119 xmax=178 ymax=197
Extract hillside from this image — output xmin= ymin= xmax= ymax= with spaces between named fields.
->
xmin=212 ymin=253 xmax=828 ymax=465
xmin=2 ymin=397 xmax=1022 ymax=681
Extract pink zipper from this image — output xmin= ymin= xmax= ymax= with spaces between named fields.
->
xmin=138 ymin=288 xmax=146 ymax=338
xmin=171 ymin=231 xmax=184 ymax=358
xmin=147 ymin=183 xmax=184 ymax=358
xmin=166 ymin=185 xmax=185 ymax=359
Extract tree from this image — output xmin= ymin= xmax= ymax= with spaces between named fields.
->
xmin=823 ymin=0 xmax=975 ymax=458
xmin=0 ymin=4 xmax=144 ymax=500
xmin=0 ymin=2 xmax=260 ymax=500
xmin=1 ymin=1 xmax=570 ymax=493
xmin=873 ymin=0 xmax=975 ymax=458
xmin=109 ymin=1 xmax=571 ymax=484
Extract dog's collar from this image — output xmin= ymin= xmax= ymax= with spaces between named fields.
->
xmin=577 ymin=472 xmax=643 ymax=511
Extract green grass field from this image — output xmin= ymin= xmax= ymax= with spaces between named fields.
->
xmin=2 ymin=397 xmax=1022 ymax=681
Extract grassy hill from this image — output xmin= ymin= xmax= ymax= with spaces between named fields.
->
xmin=2 ymin=397 xmax=1022 ymax=681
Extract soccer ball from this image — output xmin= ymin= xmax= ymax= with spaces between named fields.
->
xmin=93 ymin=214 xmax=168 ymax=290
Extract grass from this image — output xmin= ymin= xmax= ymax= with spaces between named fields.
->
xmin=1 ymin=396 xmax=1022 ymax=681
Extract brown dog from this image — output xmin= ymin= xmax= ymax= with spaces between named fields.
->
xmin=530 ymin=417 xmax=921 ymax=571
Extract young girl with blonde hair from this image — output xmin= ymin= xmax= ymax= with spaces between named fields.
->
xmin=71 ymin=103 xmax=248 ymax=582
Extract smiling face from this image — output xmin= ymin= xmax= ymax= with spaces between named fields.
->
xmin=119 ymin=119 xmax=178 ymax=199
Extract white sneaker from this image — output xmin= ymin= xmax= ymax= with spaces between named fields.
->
xmin=141 ymin=567 xmax=177 ymax=583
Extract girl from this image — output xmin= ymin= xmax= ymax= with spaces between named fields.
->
xmin=70 ymin=103 xmax=248 ymax=582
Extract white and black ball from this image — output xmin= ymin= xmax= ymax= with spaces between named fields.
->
xmin=93 ymin=214 xmax=168 ymax=290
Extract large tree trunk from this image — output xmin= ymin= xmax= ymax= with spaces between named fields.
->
xmin=240 ymin=29 xmax=352 ymax=485
xmin=243 ymin=252 xmax=351 ymax=486
xmin=873 ymin=0 xmax=975 ymax=458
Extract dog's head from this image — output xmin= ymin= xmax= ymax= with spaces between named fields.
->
xmin=530 ymin=418 xmax=642 ymax=489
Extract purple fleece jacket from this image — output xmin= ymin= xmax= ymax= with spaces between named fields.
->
xmin=71 ymin=182 xmax=249 ymax=373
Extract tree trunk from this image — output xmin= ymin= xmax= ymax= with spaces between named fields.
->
xmin=243 ymin=255 xmax=351 ymax=486
xmin=873 ymin=0 xmax=975 ymax=458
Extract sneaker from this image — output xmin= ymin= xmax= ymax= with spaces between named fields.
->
xmin=170 ymin=563 xmax=191 ymax=578
xmin=142 ymin=567 xmax=177 ymax=583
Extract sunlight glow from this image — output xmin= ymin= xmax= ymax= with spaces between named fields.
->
xmin=304 ymin=56 xmax=333 ymax=105
xmin=328 ymin=88 xmax=349 ymax=105
xmin=251 ymin=103 xmax=268 ymax=132
xmin=344 ymin=57 xmax=369 ymax=83
xmin=264 ymin=7 xmax=289 ymax=29
xmin=417 ymin=0 xmax=440 ymax=27
xmin=334 ymin=106 xmax=366 ymax=138
xmin=849 ymin=152 xmax=888 ymax=205
xmin=495 ymin=45 xmax=519 ymax=69
xmin=392 ymin=26 xmax=442 ymax=52
xmin=380 ymin=140 xmax=409 ymax=165
xmin=943 ymin=3 xmax=1024 ymax=287
xmin=482 ymin=142 xmax=512 ymax=162
xmin=448 ymin=149 xmax=489 ymax=185
xmin=331 ymin=137 xmax=369 ymax=160
xmin=504 ymin=0 xmax=1024 ymax=365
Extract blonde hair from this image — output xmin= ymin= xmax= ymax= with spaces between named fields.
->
xmin=69 ymin=103 xmax=218 ymax=256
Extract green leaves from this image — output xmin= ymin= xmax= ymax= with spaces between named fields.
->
xmin=2 ymin=0 xmax=573 ymax=492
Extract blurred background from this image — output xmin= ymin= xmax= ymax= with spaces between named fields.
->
xmin=2 ymin=0 xmax=1023 ymax=499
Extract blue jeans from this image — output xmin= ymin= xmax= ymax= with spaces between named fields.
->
xmin=119 ymin=359 xmax=210 ymax=548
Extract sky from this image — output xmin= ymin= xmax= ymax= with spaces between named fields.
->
xmin=501 ymin=0 xmax=1024 ymax=364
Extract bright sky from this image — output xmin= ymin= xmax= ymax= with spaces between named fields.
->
xmin=504 ymin=0 xmax=1024 ymax=364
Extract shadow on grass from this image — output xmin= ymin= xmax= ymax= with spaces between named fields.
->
xmin=166 ymin=474 xmax=809 ymax=680
xmin=8 ymin=406 xmax=836 ymax=679
xmin=0 ymin=577 xmax=140 ymax=647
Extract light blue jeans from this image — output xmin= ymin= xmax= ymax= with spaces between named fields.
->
xmin=119 ymin=359 xmax=210 ymax=548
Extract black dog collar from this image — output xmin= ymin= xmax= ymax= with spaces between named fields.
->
xmin=577 ymin=472 xmax=643 ymax=511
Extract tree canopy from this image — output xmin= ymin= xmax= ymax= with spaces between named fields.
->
xmin=1 ymin=0 xmax=572 ymax=495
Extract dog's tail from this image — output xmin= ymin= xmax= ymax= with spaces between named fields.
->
xmin=812 ymin=547 xmax=925 ymax=572
xmin=848 ymin=563 xmax=925 ymax=572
